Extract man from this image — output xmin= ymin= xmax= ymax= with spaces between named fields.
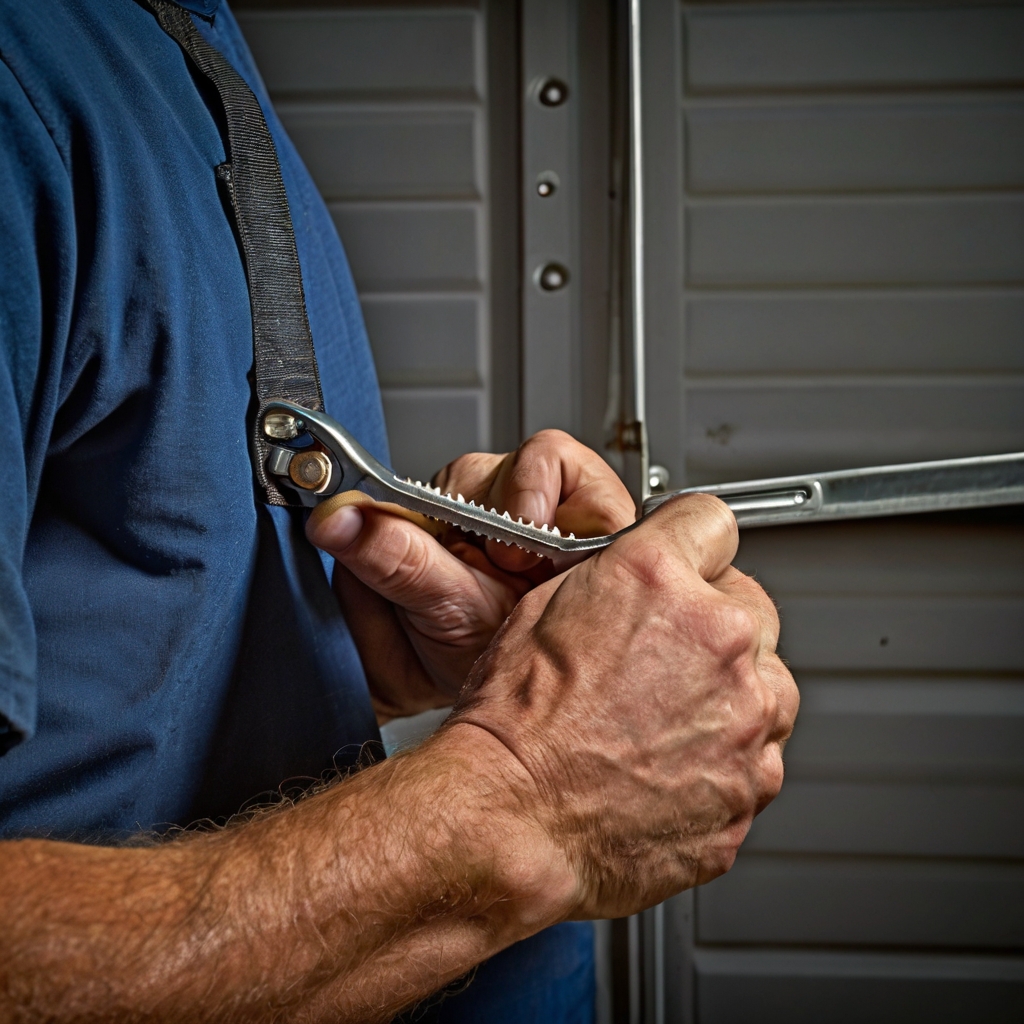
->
xmin=0 ymin=0 xmax=798 ymax=1020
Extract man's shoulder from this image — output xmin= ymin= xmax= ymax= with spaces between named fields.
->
xmin=0 ymin=0 xmax=208 ymax=164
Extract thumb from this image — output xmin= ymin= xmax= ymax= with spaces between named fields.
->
xmin=306 ymin=496 xmax=512 ymax=629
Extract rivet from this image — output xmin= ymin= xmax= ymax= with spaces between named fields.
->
xmin=537 ymin=262 xmax=570 ymax=292
xmin=536 ymin=171 xmax=559 ymax=198
xmin=537 ymin=78 xmax=569 ymax=107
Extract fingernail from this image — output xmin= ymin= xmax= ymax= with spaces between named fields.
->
xmin=316 ymin=505 xmax=363 ymax=551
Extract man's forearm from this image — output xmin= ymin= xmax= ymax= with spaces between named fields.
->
xmin=1 ymin=725 xmax=569 ymax=1023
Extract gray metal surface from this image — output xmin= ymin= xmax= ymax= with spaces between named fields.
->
xmin=521 ymin=0 xmax=579 ymax=438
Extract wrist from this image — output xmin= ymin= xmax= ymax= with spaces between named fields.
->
xmin=196 ymin=718 xmax=578 ymax=1014
xmin=410 ymin=722 xmax=578 ymax=941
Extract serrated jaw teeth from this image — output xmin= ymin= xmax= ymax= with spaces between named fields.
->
xmin=552 ymin=526 xmax=561 ymax=537
xmin=457 ymin=493 xmax=465 ymax=503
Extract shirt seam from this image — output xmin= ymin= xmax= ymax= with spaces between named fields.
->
xmin=0 ymin=49 xmax=73 ymax=181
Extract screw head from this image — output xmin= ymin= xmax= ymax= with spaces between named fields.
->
xmin=289 ymin=450 xmax=331 ymax=491
xmin=537 ymin=180 xmax=554 ymax=197
xmin=537 ymin=262 xmax=570 ymax=291
xmin=537 ymin=78 xmax=569 ymax=107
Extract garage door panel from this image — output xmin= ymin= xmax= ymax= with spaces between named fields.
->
xmin=684 ymin=380 xmax=1024 ymax=482
xmin=235 ymin=9 xmax=480 ymax=98
xmin=276 ymin=108 xmax=480 ymax=200
xmin=745 ymin=780 xmax=1024 ymax=858
xmin=687 ymin=100 xmax=1024 ymax=195
xmin=684 ymin=4 xmax=1024 ymax=95
xmin=693 ymin=949 xmax=1024 ymax=1024
xmin=774 ymin=596 xmax=1024 ymax=673
xmin=362 ymin=295 xmax=482 ymax=388
xmin=329 ymin=203 xmax=482 ymax=292
xmin=696 ymin=854 xmax=1024 ymax=949
xmin=783 ymin=711 xmax=1024 ymax=784
xmin=735 ymin=518 xmax=1024 ymax=595
xmin=687 ymin=197 xmax=1024 ymax=288
xmin=685 ymin=291 xmax=1024 ymax=375
xmin=380 ymin=389 xmax=484 ymax=482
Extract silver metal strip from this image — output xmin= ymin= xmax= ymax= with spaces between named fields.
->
xmin=642 ymin=452 xmax=1024 ymax=527
xmin=628 ymin=0 xmax=650 ymax=501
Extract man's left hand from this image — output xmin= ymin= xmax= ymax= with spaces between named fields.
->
xmin=305 ymin=430 xmax=635 ymax=720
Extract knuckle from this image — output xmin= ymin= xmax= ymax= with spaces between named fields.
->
xmin=757 ymin=746 xmax=786 ymax=807
xmin=739 ymin=573 xmax=780 ymax=630
xmin=749 ymin=677 xmax=779 ymax=733
xmin=391 ymin=541 xmax=427 ymax=592
xmin=437 ymin=450 xmax=498 ymax=483
xmin=729 ymin=676 xmax=776 ymax=749
xmin=762 ymin=657 xmax=800 ymax=741
xmin=700 ymin=847 xmax=739 ymax=884
xmin=709 ymin=601 xmax=760 ymax=663
xmin=528 ymin=428 xmax=575 ymax=450
xmin=687 ymin=492 xmax=739 ymax=547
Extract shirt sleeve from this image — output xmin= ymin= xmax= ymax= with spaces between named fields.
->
xmin=0 ymin=56 xmax=71 ymax=753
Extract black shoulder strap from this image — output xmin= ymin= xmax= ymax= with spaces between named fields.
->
xmin=145 ymin=0 xmax=324 ymax=505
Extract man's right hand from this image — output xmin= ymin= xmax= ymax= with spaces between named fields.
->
xmin=447 ymin=491 xmax=799 ymax=921
xmin=0 ymin=494 xmax=797 ymax=1023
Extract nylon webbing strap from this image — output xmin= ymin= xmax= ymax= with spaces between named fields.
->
xmin=146 ymin=0 xmax=324 ymax=505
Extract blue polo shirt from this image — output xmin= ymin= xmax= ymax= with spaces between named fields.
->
xmin=0 ymin=0 xmax=386 ymax=835
xmin=0 ymin=3 xmax=595 ymax=1018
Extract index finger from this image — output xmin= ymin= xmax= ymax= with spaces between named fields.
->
xmin=485 ymin=430 xmax=636 ymax=573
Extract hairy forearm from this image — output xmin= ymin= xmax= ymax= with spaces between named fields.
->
xmin=0 ymin=726 xmax=568 ymax=1023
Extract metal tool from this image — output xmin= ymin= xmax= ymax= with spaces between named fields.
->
xmin=261 ymin=400 xmax=1024 ymax=569
xmin=642 ymin=454 xmax=1024 ymax=527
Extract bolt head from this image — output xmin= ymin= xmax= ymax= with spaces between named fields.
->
xmin=648 ymin=465 xmax=671 ymax=493
xmin=289 ymin=450 xmax=331 ymax=491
